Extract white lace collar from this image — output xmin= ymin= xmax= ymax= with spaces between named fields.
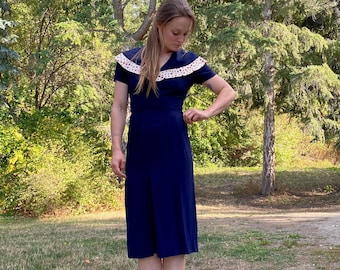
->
xmin=115 ymin=53 xmax=207 ymax=81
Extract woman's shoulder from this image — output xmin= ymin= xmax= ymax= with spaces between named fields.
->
xmin=115 ymin=48 xmax=142 ymax=75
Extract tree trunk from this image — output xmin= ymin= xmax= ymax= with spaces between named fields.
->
xmin=132 ymin=0 xmax=156 ymax=41
xmin=261 ymin=0 xmax=275 ymax=196
xmin=113 ymin=0 xmax=124 ymax=30
xmin=113 ymin=0 xmax=156 ymax=41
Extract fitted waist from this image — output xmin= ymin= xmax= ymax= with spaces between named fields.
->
xmin=130 ymin=105 xmax=183 ymax=113
xmin=129 ymin=94 xmax=185 ymax=113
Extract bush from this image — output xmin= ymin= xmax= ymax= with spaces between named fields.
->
xmin=0 ymin=117 xmax=123 ymax=216
xmin=0 ymin=124 xmax=38 ymax=212
xmin=275 ymin=114 xmax=338 ymax=168
xmin=185 ymin=85 xmax=262 ymax=167
xmin=16 ymin=146 xmax=122 ymax=216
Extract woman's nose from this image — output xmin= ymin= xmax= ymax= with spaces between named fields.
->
xmin=178 ymin=35 xmax=185 ymax=43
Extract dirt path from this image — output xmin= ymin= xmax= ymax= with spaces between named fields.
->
xmin=196 ymin=205 xmax=340 ymax=269
xmin=197 ymin=205 xmax=340 ymax=247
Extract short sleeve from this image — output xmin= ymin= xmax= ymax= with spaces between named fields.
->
xmin=114 ymin=62 xmax=129 ymax=84
xmin=193 ymin=63 xmax=216 ymax=85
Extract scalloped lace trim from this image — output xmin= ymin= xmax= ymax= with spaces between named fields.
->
xmin=115 ymin=53 xmax=207 ymax=81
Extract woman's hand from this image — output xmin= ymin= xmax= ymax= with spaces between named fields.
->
xmin=183 ymin=108 xmax=210 ymax=124
xmin=111 ymin=150 xmax=126 ymax=178
xmin=183 ymin=75 xmax=236 ymax=125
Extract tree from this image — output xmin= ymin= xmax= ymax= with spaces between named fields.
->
xmin=0 ymin=0 xmax=122 ymax=215
xmin=261 ymin=0 xmax=275 ymax=195
xmin=0 ymin=0 xmax=159 ymax=216
xmin=7 ymin=0 xmax=116 ymax=125
xmin=189 ymin=0 xmax=340 ymax=192
xmin=272 ymin=0 xmax=340 ymax=145
xmin=113 ymin=0 xmax=156 ymax=42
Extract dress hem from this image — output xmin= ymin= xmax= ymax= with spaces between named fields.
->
xmin=128 ymin=249 xmax=199 ymax=259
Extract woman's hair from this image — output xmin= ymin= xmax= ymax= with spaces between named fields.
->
xmin=135 ymin=0 xmax=195 ymax=96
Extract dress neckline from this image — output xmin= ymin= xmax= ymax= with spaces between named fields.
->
xmin=160 ymin=51 xmax=176 ymax=70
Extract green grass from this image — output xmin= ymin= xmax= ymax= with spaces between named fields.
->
xmin=1 ymin=167 xmax=339 ymax=269
xmin=0 ymin=212 xmax=135 ymax=270
xmin=0 ymin=216 xmax=302 ymax=270
xmin=185 ymin=229 xmax=302 ymax=270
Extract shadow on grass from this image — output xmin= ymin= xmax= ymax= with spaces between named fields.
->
xmin=195 ymin=168 xmax=340 ymax=210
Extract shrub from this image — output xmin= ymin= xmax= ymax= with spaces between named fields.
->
xmin=16 ymin=146 xmax=122 ymax=216
xmin=0 ymin=124 xmax=38 ymax=212
xmin=0 ymin=118 xmax=123 ymax=216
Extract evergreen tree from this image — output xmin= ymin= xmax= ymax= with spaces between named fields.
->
xmin=189 ymin=0 xmax=340 ymax=192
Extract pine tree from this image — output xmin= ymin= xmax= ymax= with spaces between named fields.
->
xmin=189 ymin=0 xmax=340 ymax=192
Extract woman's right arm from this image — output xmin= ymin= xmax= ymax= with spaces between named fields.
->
xmin=110 ymin=81 xmax=128 ymax=178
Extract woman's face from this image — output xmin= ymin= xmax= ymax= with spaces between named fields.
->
xmin=158 ymin=16 xmax=193 ymax=53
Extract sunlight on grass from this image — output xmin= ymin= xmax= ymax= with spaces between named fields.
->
xmin=1 ymin=167 xmax=339 ymax=269
xmin=0 ymin=212 xmax=131 ymax=270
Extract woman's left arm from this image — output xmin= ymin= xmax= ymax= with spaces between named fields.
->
xmin=183 ymin=75 xmax=237 ymax=124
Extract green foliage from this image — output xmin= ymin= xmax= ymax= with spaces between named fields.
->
xmin=123 ymin=0 xmax=152 ymax=34
xmin=326 ymin=39 xmax=340 ymax=75
xmin=287 ymin=64 xmax=340 ymax=141
xmin=16 ymin=145 xmax=122 ymax=216
xmin=0 ymin=0 xmax=121 ymax=216
xmin=185 ymin=85 xmax=261 ymax=167
xmin=190 ymin=0 xmax=340 ymax=147
xmin=9 ymin=0 xmax=114 ymax=119
xmin=0 ymin=125 xmax=29 ymax=177
xmin=0 ymin=19 xmax=19 ymax=68
xmin=0 ymin=117 xmax=121 ymax=216
xmin=0 ymin=124 xmax=39 ymax=212
xmin=1 ymin=0 xmax=339 ymax=215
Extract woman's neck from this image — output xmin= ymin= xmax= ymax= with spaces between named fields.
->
xmin=159 ymin=51 xmax=173 ymax=68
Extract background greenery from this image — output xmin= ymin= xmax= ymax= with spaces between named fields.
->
xmin=0 ymin=0 xmax=339 ymax=216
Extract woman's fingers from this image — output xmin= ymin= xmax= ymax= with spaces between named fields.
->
xmin=111 ymin=154 xmax=127 ymax=178
xmin=183 ymin=109 xmax=209 ymax=124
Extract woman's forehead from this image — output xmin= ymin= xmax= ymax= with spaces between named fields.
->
xmin=165 ymin=16 xmax=193 ymax=30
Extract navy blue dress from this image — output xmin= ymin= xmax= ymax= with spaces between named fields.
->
xmin=114 ymin=48 xmax=215 ymax=259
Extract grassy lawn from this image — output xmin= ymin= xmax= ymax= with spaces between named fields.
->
xmin=0 ymin=167 xmax=339 ymax=270
xmin=0 ymin=211 xmax=132 ymax=270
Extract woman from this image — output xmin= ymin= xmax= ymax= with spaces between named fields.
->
xmin=110 ymin=0 xmax=236 ymax=269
